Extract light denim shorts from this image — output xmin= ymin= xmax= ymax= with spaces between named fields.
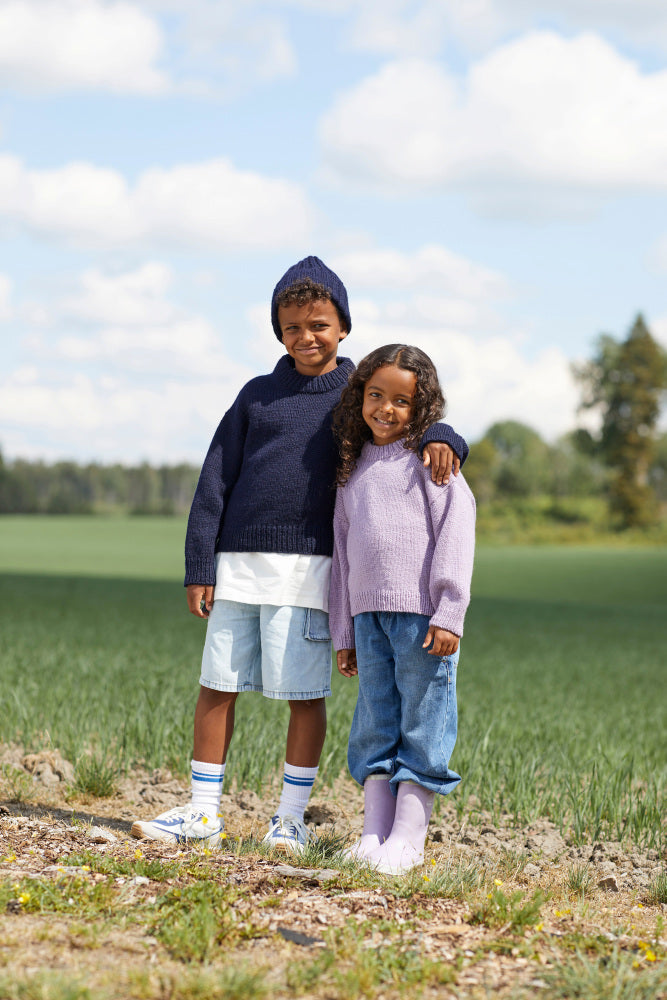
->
xmin=200 ymin=599 xmax=332 ymax=700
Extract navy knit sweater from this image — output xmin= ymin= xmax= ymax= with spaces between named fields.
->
xmin=184 ymin=355 xmax=469 ymax=586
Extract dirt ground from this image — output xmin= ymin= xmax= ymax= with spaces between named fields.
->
xmin=1 ymin=747 xmax=665 ymax=999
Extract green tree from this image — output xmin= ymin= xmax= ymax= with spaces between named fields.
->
xmin=460 ymin=436 xmax=498 ymax=504
xmin=574 ymin=314 xmax=667 ymax=527
xmin=482 ymin=420 xmax=552 ymax=497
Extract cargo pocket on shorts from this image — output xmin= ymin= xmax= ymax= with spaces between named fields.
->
xmin=302 ymin=608 xmax=331 ymax=641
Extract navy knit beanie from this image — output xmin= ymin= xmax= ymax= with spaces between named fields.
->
xmin=271 ymin=255 xmax=351 ymax=341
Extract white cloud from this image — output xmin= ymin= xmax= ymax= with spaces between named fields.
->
xmin=497 ymin=0 xmax=667 ymax=55
xmin=59 ymin=263 xmax=177 ymax=326
xmin=0 ymin=0 xmax=168 ymax=94
xmin=651 ymin=314 xmax=667 ymax=350
xmin=344 ymin=315 xmax=580 ymax=442
xmin=331 ymin=245 xmax=509 ymax=300
xmin=0 ymin=260 xmax=256 ymax=461
xmin=320 ymin=33 xmax=667 ymax=197
xmin=0 ymin=155 xmax=313 ymax=249
xmin=336 ymin=0 xmax=667 ymax=57
xmin=346 ymin=0 xmax=451 ymax=58
xmin=139 ymin=0 xmax=297 ymax=95
xmin=0 ymin=274 xmax=12 ymax=321
xmin=56 ymin=317 xmax=249 ymax=380
xmin=41 ymin=263 xmax=250 ymax=380
xmin=0 ymin=367 xmax=249 ymax=462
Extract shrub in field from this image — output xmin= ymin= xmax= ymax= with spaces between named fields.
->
xmin=73 ymin=753 xmax=119 ymax=798
xmin=286 ymin=921 xmax=455 ymax=998
xmin=0 ymin=763 xmax=33 ymax=802
xmin=566 ymin=864 xmax=596 ymax=900
xmin=540 ymin=946 xmax=667 ymax=999
xmin=646 ymin=872 xmax=667 ymax=906
xmin=394 ymin=858 xmax=484 ymax=900
xmin=150 ymin=882 xmax=242 ymax=963
xmin=469 ymin=886 xmax=548 ymax=932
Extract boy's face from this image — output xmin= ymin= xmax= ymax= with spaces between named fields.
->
xmin=278 ymin=299 xmax=347 ymax=377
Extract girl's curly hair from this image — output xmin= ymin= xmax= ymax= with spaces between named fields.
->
xmin=333 ymin=344 xmax=445 ymax=486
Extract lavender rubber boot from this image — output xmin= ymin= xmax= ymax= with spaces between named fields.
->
xmin=344 ymin=775 xmax=395 ymax=860
xmin=367 ymin=781 xmax=435 ymax=874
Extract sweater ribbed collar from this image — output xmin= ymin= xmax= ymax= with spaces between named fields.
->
xmin=273 ymin=354 xmax=354 ymax=394
xmin=361 ymin=439 xmax=412 ymax=460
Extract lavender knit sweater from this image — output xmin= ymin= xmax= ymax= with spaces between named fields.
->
xmin=329 ymin=439 xmax=476 ymax=651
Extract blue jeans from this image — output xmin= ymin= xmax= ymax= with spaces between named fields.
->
xmin=348 ymin=611 xmax=461 ymax=796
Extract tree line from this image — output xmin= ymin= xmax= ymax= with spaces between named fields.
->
xmin=1 ymin=315 xmax=665 ymax=528
xmin=0 ymin=458 xmax=199 ymax=516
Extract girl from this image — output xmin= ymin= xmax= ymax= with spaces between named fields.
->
xmin=329 ymin=345 xmax=475 ymax=874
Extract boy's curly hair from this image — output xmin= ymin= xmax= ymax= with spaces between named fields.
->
xmin=333 ymin=344 xmax=445 ymax=486
xmin=274 ymin=278 xmax=348 ymax=331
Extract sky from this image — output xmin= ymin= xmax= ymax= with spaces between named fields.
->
xmin=1 ymin=0 xmax=666 ymax=465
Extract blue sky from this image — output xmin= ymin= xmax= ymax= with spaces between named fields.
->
xmin=1 ymin=0 xmax=666 ymax=463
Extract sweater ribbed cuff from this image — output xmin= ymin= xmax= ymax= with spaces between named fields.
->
xmin=331 ymin=627 xmax=355 ymax=652
xmin=420 ymin=424 xmax=469 ymax=465
xmin=184 ymin=556 xmax=217 ymax=587
xmin=429 ymin=612 xmax=464 ymax=638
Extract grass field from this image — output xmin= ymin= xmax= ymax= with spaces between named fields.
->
xmin=0 ymin=515 xmax=665 ymax=848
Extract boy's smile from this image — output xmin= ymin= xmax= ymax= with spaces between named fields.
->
xmin=278 ymin=299 xmax=347 ymax=377
xmin=362 ymin=365 xmax=416 ymax=446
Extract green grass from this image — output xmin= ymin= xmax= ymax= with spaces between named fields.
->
xmin=0 ymin=515 xmax=185 ymax=580
xmin=0 ymin=517 xmax=665 ymax=847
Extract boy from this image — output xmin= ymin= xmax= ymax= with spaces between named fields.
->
xmin=131 ymin=256 xmax=468 ymax=852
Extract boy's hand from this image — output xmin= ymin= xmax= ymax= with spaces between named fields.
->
xmin=423 ymin=627 xmax=459 ymax=657
xmin=423 ymin=443 xmax=459 ymax=485
xmin=187 ymin=584 xmax=214 ymax=618
xmin=337 ymin=648 xmax=358 ymax=677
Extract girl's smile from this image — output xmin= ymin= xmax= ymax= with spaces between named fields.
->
xmin=362 ymin=364 xmax=417 ymax=445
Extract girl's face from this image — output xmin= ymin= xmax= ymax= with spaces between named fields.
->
xmin=362 ymin=364 xmax=417 ymax=446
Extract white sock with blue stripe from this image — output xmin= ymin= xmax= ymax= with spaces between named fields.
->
xmin=190 ymin=759 xmax=225 ymax=821
xmin=277 ymin=763 xmax=318 ymax=822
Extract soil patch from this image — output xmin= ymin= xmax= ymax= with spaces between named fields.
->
xmin=1 ymin=748 xmax=665 ymax=999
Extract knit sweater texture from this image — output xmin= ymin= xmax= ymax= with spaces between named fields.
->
xmin=184 ymin=356 xmax=469 ymax=587
xmin=329 ymin=439 xmax=476 ymax=651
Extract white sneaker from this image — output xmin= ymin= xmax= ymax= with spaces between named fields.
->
xmin=262 ymin=814 xmax=313 ymax=854
xmin=131 ymin=806 xmax=223 ymax=846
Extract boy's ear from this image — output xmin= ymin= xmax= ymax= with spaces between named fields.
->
xmin=339 ymin=328 xmax=348 ymax=341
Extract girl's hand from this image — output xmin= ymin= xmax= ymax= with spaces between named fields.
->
xmin=423 ymin=627 xmax=459 ymax=656
xmin=187 ymin=584 xmax=214 ymax=618
xmin=423 ymin=442 xmax=459 ymax=485
xmin=337 ymin=648 xmax=358 ymax=677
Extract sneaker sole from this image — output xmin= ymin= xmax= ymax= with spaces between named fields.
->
xmin=131 ymin=821 xmax=178 ymax=843
xmin=264 ymin=837 xmax=305 ymax=855
xmin=130 ymin=821 xmax=222 ymax=847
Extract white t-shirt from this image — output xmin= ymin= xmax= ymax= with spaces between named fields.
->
xmin=213 ymin=551 xmax=332 ymax=612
